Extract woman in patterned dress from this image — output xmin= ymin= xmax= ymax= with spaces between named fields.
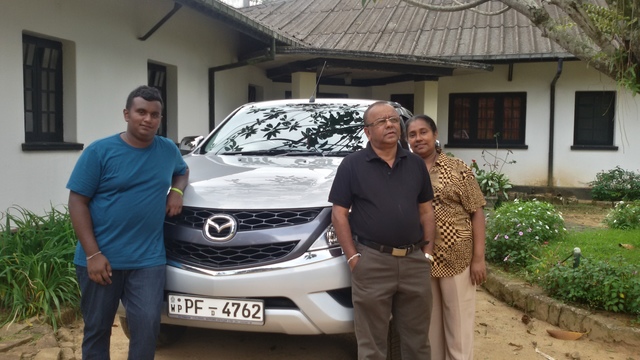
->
xmin=406 ymin=115 xmax=487 ymax=360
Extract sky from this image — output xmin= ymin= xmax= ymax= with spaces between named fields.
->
xmin=220 ymin=0 xmax=250 ymax=7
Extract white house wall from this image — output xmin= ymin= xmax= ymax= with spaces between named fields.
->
xmin=3 ymin=1 xmax=638 ymax=217
xmin=317 ymin=84 xmax=371 ymax=100
xmin=553 ymin=62 xmax=640 ymax=187
xmin=372 ymin=81 xmax=414 ymax=103
xmin=0 ymin=0 xmax=269 ymax=214
xmin=438 ymin=61 xmax=640 ymax=189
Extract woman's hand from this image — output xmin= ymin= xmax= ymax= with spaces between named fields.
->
xmin=470 ymin=256 xmax=486 ymax=285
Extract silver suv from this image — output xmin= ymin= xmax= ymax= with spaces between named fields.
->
xmin=120 ymin=98 xmax=411 ymax=341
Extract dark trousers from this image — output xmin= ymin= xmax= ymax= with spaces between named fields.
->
xmin=76 ymin=265 xmax=165 ymax=360
xmin=351 ymin=242 xmax=432 ymax=360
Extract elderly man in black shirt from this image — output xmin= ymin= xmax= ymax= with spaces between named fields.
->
xmin=329 ymin=101 xmax=436 ymax=360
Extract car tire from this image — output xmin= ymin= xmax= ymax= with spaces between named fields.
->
xmin=118 ymin=316 xmax=186 ymax=347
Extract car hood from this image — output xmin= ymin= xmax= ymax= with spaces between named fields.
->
xmin=182 ymin=154 xmax=343 ymax=209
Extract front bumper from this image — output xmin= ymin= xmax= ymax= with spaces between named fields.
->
xmin=155 ymin=249 xmax=353 ymax=335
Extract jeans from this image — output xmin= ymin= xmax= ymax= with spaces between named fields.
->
xmin=76 ymin=265 xmax=166 ymax=360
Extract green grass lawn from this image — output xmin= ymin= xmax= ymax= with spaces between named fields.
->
xmin=562 ymin=228 xmax=640 ymax=264
xmin=492 ymin=201 xmax=640 ymax=318
xmin=553 ymin=202 xmax=640 ymax=264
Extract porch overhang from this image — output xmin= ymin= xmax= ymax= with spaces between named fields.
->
xmin=243 ymin=47 xmax=494 ymax=87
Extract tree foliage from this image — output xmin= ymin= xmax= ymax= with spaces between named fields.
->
xmin=364 ymin=0 xmax=640 ymax=94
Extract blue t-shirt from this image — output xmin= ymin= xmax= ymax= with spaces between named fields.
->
xmin=67 ymin=134 xmax=188 ymax=269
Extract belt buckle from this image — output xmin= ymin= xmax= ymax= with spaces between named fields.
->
xmin=391 ymin=247 xmax=408 ymax=257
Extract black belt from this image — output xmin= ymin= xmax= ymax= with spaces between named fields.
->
xmin=354 ymin=235 xmax=427 ymax=257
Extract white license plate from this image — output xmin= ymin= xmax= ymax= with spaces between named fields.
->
xmin=168 ymin=294 xmax=264 ymax=325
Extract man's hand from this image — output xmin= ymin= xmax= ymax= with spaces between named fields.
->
xmin=68 ymin=191 xmax=112 ymax=285
xmin=347 ymin=254 xmax=360 ymax=271
xmin=166 ymin=191 xmax=183 ymax=217
xmin=331 ymin=204 xmax=358 ymax=272
xmin=167 ymin=169 xmax=189 ymax=217
xmin=87 ymin=253 xmax=112 ymax=285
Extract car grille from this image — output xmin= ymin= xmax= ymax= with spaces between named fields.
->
xmin=166 ymin=207 xmax=323 ymax=231
xmin=166 ymin=240 xmax=299 ymax=269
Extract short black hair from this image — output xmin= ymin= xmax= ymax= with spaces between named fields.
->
xmin=125 ymin=85 xmax=163 ymax=110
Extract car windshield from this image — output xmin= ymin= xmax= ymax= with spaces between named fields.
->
xmin=202 ymin=102 xmax=370 ymax=156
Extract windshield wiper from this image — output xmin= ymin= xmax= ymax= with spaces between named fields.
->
xmin=322 ymin=150 xmax=355 ymax=157
xmin=221 ymin=149 xmax=326 ymax=156
xmin=221 ymin=149 xmax=290 ymax=156
xmin=221 ymin=149 xmax=353 ymax=157
xmin=279 ymin=151 xmax=324 ymax=156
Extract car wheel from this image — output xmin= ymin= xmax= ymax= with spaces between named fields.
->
xmin=118 ymin=316 xmax=186 ymax=347
xmin=387 ymin=318 xmax=402 ymax=360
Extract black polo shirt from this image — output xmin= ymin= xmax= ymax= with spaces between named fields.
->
xmin=328 ymin=142 xmax=434 ymax=247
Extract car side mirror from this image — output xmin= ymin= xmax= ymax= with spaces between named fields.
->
xmin=179 ymin=136 xmax=204 ymax=155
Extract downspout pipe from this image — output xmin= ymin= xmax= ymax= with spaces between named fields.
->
xmin=548 ymin=59 xmax=563 ymax=188
xmin=208 ymin=38 xmax=277 ymax=131
xmin=139 ymin=3 xmax=182 ymax=41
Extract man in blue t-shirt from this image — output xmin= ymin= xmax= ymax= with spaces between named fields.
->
xmin=67 ymin=86 xmax=189 ymax=360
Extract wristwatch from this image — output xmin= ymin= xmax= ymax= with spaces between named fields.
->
xmin=424 ymin=253 xmax=434 ymax=262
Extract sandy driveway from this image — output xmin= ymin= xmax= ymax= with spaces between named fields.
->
xmin=103 ymin=206 xmax=637 ymax=359
xmin=106 ymin=287 xmax=636 ymax=360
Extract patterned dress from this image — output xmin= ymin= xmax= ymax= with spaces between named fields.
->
xmin=429 ymin=152 xmax=486 ymax=278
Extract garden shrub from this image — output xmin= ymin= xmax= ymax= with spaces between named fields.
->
xmin=540 ymin=257 xmax=640 ymax=315
xmin=603 ymin=200 xmax=640 ymax=229
xmin=0 ymin=206 xmax=79 ymax=329
xmin=469 ymin=134 xmax=516 ymax=205
xmin=471 ymin=160 xmax=512 ymax=206
xmin=590 ymin=166 xmax=640 ymax=201
xmin=485 ymin=199 xmax=567 ymax=269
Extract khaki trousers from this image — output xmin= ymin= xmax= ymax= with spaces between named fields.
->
xmin=351 ymin=242 xmax=432 ymax=360
xmin=429 ymin=266 xmax=476 ymax=360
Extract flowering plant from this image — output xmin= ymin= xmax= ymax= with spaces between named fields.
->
xmin=541 ymin=257 xmax=640 ymax=314
xmin=589 ymin=166 xmax=640 ymax=201
xmin=485 ymin=199 xmax=567 ymax=269
xmin=603 ymin=200 xmax=640 ymax=229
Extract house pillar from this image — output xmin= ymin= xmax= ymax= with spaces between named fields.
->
xmin=291 ymin=72 xmax=316 ymax=99
xmin=414 ymin=80 xmax=438 ymax=120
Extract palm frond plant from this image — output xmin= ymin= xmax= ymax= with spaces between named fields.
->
xmin=0 ymin=206 xmax=80 ymax=329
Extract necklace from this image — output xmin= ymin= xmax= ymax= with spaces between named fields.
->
xmin=427 ymin=152 xmax=437 ymax=172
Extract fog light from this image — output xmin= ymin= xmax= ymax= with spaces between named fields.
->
xmin=309 ymin=224 xmax=342 ymax=251
xmin=326 ymin=225 xmax=339 ymax=246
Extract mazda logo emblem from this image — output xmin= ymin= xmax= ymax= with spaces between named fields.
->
xmin=203 ymin=214 xmax=237 ymax=242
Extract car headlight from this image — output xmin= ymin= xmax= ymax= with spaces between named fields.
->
xmin=308 ymin=224 xmax=341 ymax=251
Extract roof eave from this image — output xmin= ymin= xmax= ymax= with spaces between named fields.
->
xmin=276 ymin=47 xmax=494 ymax=72
xmin=445 ymin=53 xmax=579 ymax=63
xmin=175 ymin=0 xmax=301 ymax=46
